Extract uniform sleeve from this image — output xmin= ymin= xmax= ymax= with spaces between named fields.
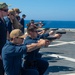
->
xmin=2 ymin=43 xmax=28 ymax=57
xmin=40 ymin=33 xmax=49 ymax=39
xmin=3 ymin=45 xmax=27 ymax=56
xmin=11 ymin=45 xmax=27 ymax=56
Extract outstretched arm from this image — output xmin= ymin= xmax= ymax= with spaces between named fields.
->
xmin=26 ymin=39 xmax=50 ymax=52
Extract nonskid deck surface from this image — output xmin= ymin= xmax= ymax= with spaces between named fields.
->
xmin=39 ymin=31 xmax=75 ymax=75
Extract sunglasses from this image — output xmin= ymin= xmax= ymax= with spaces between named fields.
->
xmin=31 ymin=30 xmax=38 ymax=32
xmin=2 ymin=9 xmax=8 ymax=12
xmin=16 ymin=37 xmax=24 ymax=40
xmin=8 ymin=14 xmax=14 ymax=16
xmin=19 ymin=38 xmax=24 ymax=40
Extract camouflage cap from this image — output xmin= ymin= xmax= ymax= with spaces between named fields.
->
xmin=0 ymin=2 xmax=10 ymax=9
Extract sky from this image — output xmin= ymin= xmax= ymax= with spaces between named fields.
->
xmin=1 ymin=0 xmax=75 ymax=21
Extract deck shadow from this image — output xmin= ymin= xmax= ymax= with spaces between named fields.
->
xmin=45 ymin=66 xmax=75 ymax=75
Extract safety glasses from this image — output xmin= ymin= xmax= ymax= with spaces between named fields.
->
xmin=2 ymin=9 xmax=8 ymax=12
xmin=16 ymin=37 xmax=24 ymax=40
xmin=32 ymin=30 xmax=38 ymax=33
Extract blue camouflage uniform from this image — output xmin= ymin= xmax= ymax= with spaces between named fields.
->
xmin=0 ymin=18 xmax=7 ymax=54
xmin=0 ymin=18 xmax=7 ymax=75
xmin=2 ymin=41 xmax=39 ymax=75
xmin=22 ymin=33 xmax=49 ymax=75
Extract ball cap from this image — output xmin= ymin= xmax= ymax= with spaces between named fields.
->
xmin=13 ymin=8 xmax=21 ymax=13
xmin=0 ymin=2 xmax=11 ymax=9
xmin=10 ymin=29 xmax=25 ymax=39
xmin=8 ymin=9 xmax=15 ymax=16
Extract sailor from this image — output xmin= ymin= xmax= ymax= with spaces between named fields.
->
xmin=0 ymin=2 xmax=9 ymax=75
xmin=2 ymin=29 xmax=50 ymax=75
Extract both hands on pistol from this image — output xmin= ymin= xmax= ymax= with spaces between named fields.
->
xmin=56 ymin=30 xmax=66 ymax=34
xmin=37 ymin=29 xmax=66 ymax=48
xmin=37 ymin=30 xmax=66 ymax=47
xmin=44 ymin=30 xmax=66 ymax=41
xmin=38 ymin=39 xmax=51 ymax=47
xmin=55 ymin=30 xmax=66 ymax=39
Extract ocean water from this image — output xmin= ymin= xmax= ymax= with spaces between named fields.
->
xmin=24 ymin=20 xmax=75 ymax=28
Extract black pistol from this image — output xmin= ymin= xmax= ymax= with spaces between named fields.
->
xmin=37 ymin=30 xmax=42 ymax=32
xmin=43 ymin=36 xmax=57 ymax=41
xmin=56 ymin=30 xmax=66 ymax=34
xmin=50 ymin=28 xmax=58 ymax=31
